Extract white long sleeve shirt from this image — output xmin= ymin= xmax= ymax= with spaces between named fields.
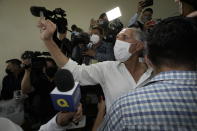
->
xmin=39 ymin=115 xmax=86 ymax=131
xmin=0 ymin=117 xmax=23 ymax=131
xmin=63 ymin=59 xmax=152 ymax=111
xmin=39 ymin=115 xmax=65 ymax=131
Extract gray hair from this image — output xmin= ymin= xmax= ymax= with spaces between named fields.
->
xmin=127 ymin=27 xmax=147 ymax=56
xmin=118 ymin=27 xmax=147 ymax=43
xmin=129 ymin=27 xmax=146 ymax=42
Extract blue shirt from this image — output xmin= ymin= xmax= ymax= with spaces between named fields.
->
xmin=99 ymin=71 xmax=197 ymax=131
xmin=94 ymin=40 xmax=115 ymax=62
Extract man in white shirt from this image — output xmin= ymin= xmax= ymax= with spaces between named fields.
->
xmin=37 ymin=19 xmax=152 ymax=111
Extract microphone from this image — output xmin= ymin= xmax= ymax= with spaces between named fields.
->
xmin=50 ymin=69 xmax=81 ymax=112
xmin=54 ymin=69 xmax=75 ymax=92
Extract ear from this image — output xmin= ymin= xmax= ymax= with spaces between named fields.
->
xmin=129 ymin=41 xmax=144 ymax=54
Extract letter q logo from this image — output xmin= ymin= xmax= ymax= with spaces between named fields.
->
xmin=56 ymin=99 xmax=69 ymax=107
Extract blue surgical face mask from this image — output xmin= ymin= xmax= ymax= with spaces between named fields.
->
xmin=141 ymin=16 xmax=152 ymax=23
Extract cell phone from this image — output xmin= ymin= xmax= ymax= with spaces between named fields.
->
xmin=142 ymin=0 xmax=153 ymax=8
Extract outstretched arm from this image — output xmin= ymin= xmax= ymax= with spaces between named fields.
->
xmin=37 ymin=19 xmax=69 ymax=67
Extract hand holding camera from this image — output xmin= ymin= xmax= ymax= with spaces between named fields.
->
xmin=138 ymin=0 xmax=153 ymax=14
xmin=38 ymin=19 xmax=57 ymax=42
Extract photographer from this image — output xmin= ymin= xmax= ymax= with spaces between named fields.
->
xmin=1 ymin=59 xmax=24 ymax=100
xmin=31 ymin=7 xmax=72 ymax=57
xmin=83 ymin=26 xmax=115 ymax=63
xmin=90 ymin=13 xmax=123 ymax=44
xmin=71 ymin=24 xmax=83 ymax=40
xmin=21 ymin=54 xmax=58 ymax=129
xmin=89 ymin=13 xmax=109 ymax=32
xmin=71 ymin=32 xmax=91 ymax=65
xmin=128 ymin=1 xmax=153 ymax=30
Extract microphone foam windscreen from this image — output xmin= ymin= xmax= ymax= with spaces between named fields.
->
xmin=54 ymin=69 xmax=75 ymax=92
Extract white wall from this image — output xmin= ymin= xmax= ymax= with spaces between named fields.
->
xmin=0 ymin=0 xmax=178 ymax=89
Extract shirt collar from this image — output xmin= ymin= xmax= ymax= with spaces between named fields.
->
xmin=148 ymin=70 xmax=197 ymax=84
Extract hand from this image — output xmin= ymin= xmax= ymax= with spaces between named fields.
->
xmin=22 ymin=59 xmax=31 ymax=65
xmin=97 ymin=96 xmax=106 ymax=115
xmin=72 ymin=103 xmax=83 ymax=123
xmin=37 ymin=19 xmax=56 ymax=42
xmin=83 ymin=49 xmax=96 ymax=57
xmin=22 ymin=59 xmax=32 ymax=71
xmin=129 ymin=41 xmax=144 ymax=54
xmin=56 ymin=104 xmax=83 ymax=126
xmin=137 ymin=1 xmax=145 ymax=14
xmin=56 ymin=111 xmax=75 ymax=127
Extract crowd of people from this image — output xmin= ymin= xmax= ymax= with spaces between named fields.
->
xmin=0 ymin=0 xmax=197 ymax=130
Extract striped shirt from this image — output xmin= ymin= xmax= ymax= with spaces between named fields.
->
xmin=99 ymin=71 xmax=197 ymax=131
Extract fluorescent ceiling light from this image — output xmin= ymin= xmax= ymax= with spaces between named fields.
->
xmin=106 ymin=7 xmax=122 ymax=21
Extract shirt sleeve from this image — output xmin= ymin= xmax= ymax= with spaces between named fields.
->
xmin=98 ymin=99 xmax=125 ymax=131
xmin=62 ymin=59 xmax=105 ymax=86
xmin=128 ymin=13 xmax=140 ymax=27
xmin=39 ymin=115 xmax=67 ymax=131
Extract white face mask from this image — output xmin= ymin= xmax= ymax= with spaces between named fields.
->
xmin=114 ymin=40 xmax=132 ymax=62
xmin=90 ymin=34 xmax=100 ymax=45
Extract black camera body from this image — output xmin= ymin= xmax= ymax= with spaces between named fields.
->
xmin=71 ymin=32 xmax=90 ymax=65
xmin=71 ymin=32 xmax=90 ymax=48
xmin=106 ymin=19 xmax=123 ymax=43
xmin=21 ymin=51 xmax=50 ymax=70
xmin=142 ymin=0 xmax=153 ymax=8
xmin=30 ymin=6 xmax=68 ymax=33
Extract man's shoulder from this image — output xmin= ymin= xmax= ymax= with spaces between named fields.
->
xmin=111 ymin=83 xmax=165 ymax=111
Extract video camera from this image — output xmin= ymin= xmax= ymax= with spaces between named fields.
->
xmin=97 ymin=18 xmax=123 ymax=43
xmin=106 ymin=19 xmax=123 ymax=43
xmin=141 ymin=0 xmax=153 ymax=8
xmin=30 ymin=6 xmax=68 ymax=33
xmin=71 ymin=32 xmax=90 ymax=65
xmin=21 ymin=51 xmax=50 ymax=70
xmin=72 ymin=32 xmax=90 ymax=48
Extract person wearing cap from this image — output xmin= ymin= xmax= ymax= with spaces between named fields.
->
xmin=128 ymin=1 xmax=153 ymax=30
